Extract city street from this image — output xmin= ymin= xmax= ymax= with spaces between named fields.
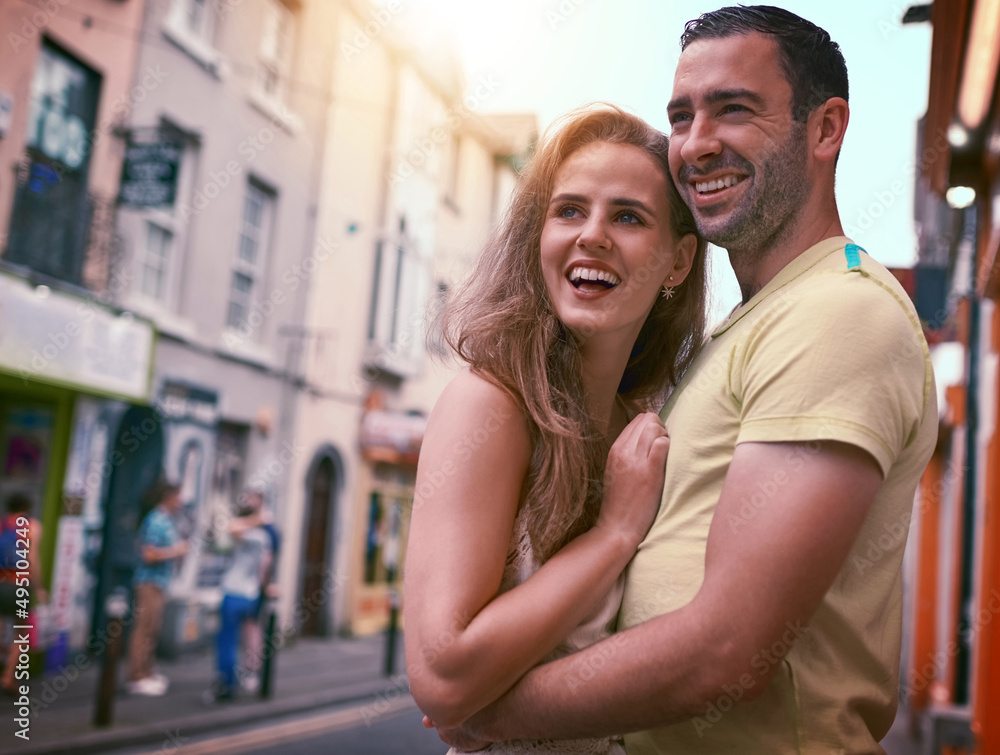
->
xmin=115 ymin=695 xmax=447 ymax=755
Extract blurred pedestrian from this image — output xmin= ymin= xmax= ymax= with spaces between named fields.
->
xmin=0 ymin=493 xmax=47 ymax=694
xmin=126 ymin=480 xmax=187 ymax=696
xmin=205 ymin=488 xmax=273 ymax=702
xmin=240 ymin=492 xmax=280 ymax=694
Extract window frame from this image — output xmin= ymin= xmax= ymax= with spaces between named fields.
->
xmin=225 ymin=179 xmax=276 ymax=335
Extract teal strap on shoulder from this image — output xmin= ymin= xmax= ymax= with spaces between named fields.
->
xmin=845 ymin=243 xmax=864 ymax=270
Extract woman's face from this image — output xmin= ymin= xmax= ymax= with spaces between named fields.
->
xmin=540 ymin=140 xmax=693 ymax=343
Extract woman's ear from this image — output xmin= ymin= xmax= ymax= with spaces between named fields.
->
xmin=663 ymin=233 xmax=697 ymax=287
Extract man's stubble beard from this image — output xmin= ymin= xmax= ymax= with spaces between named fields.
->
xmin=694 ymin=122 xmax=811 ymax=270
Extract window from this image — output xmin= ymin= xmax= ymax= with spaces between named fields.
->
xmin=363 ymin=464 xmax=414 ymax=585
xmin=257 ymin=0 xmax=293 ymax=99
xmin=226 ymin=181 xmax=274 ymax=331
xmin=5 ymin=41 xmax=100 ymax=284
xmin=140 ymin=223 xmax=173 ymax=301
xmin=163 ymin=0 xmax=221 ymax=73
xmin=365 ymin=216 xmax=432 ymax=377
xmin=181 ymin=0 xmax=214 ymax=41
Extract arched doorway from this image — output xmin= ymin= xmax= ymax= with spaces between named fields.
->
xmin=300 ymin=455 xmax=337 ymax=636
xmin=92 ymin=405 xmax=164 ymax=636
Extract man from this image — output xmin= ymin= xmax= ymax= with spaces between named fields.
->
xmin=205 ymin=488 xmax=273 ymax=702
xmin=438 ymin=6 xmax=936 ymax=752
xmin=127 ymin=481 xmax=187 ymax=696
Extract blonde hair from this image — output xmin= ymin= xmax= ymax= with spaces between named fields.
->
xmin=441 ymin=104 xmax=708 ymax=561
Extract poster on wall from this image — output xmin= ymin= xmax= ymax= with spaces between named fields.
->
xmin=46 ymin=516 xmax=85 ymax=670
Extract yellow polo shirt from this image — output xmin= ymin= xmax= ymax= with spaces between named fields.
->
xmin=620 ymin=237 xmax=937 ymax=754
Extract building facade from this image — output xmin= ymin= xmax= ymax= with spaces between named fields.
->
xmin=900 ymin=1 xmax=1000 ymax=752
xmin=0 ymin=0 xmax=155 ymax=669
xmin=282 ymin=0 xmax=535 ymax=637
xmin=104 ymin=0 xmax=327 ymax=654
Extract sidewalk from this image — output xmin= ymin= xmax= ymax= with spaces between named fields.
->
xmin=1 ymin=633 xmax=406 ymax=755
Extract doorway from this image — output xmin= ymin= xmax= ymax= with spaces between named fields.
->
xmin=300 ymin=455 xmax=337 ymax=636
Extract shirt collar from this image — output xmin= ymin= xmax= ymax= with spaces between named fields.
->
xmin=710 ymin=236 xmax=853 ymax=338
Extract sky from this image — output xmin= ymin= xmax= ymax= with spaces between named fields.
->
xmin=402 ymin=0 xmax=934 ymax=318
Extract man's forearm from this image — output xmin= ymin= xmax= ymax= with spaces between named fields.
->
xmin=466 ymin=602 xmax=728 ymax=742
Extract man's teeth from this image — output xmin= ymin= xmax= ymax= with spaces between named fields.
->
xmin=695 ymin=175 xmax=743 ymax=193
xmin=569 ymin=267 xmax=621 ymax=287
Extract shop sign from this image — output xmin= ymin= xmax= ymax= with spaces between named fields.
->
xmin=360 ymin=410 xmax=426 ymax=464
xmin=155 ymin=381 xmax=220 ymax=426
xmin=0 ymin=273 xmax=154 ymax=401
xmin=118 ymin=137 xmax=183 ymax=207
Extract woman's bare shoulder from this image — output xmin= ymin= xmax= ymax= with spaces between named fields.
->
xmin=438 ymin=369 xmax=522 ymax=416
xmin=427 ymin=369 xmax=529 ymax=454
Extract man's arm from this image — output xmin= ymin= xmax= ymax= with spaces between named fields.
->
xmin=450 ymin=439 xmax=883 ymax=744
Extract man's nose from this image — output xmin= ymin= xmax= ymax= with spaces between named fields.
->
xmin=678 ymin=115 xmax=723 ymax=166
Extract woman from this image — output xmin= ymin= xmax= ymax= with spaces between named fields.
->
xmin=404 ymin=104 xmax=707 ymax=753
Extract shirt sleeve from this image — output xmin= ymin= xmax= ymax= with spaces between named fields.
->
xmin=733 ymin=269 xmax=931 ymax=478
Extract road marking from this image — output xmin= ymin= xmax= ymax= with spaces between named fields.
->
xmin=139 ymin=695 xmax=418 ymax=754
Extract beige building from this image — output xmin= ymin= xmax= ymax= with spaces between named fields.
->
xmin=282 ymin=0 xmax=535 ymax=637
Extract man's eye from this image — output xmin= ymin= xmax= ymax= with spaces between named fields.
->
xmin=669 ymin=112 xmax=691 ymax=126
xmin=721 ymin=104 xmax=748 ymax=114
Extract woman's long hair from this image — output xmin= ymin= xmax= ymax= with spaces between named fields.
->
xmin=439 ymin=103 xmax=708 ymax=562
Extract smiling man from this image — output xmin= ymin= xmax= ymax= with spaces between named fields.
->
xmin=435 ymin=6 xmax=938 ymax=754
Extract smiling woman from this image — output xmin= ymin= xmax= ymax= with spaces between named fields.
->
xmin=402 ymin=104 xmax=708 ymax=753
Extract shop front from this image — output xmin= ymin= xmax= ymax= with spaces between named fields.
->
xmin=350 ymin=408 xmax=425 ymax=636
xmin=0 ymin=270 xmax=155 ymax=667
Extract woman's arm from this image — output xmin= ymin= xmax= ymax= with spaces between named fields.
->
xmin=404 ymin=371 xmax=668 ymax=728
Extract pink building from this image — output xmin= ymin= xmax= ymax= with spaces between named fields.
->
xmin=0 ymin=0 xmax=146 ymax=293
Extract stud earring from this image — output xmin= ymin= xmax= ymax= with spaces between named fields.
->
xmin=661 ymin=275 xmax=675 ymax=299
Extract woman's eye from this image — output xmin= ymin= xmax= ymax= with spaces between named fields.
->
xmin=617 ymin=212 xmax=641 ymax=225
xmin=558 ymin=206 xmax=580 ymax=218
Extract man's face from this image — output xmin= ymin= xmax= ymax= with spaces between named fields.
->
xmin=666 ymin=33 xmax=811 ymax=255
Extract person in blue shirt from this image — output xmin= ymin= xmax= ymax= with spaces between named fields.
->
xmin=127 ymin=480 xmax=187 ymax=696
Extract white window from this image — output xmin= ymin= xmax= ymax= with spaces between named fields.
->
xmin=257 ymin=0 xmax=293 ymax=100
xmin=163 ymin=0 xmax=221 ymax=73
xmin=226 ymin=181 xmax=274 ymax=331
xmin=365 ymin=217 xmax=431 ymax=376
xmin=183 ymin=0 xmax=214 ymax=41
xmin=140 ymin=222 xmax=173 ymax=301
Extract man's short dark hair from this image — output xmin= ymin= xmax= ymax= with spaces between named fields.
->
xmin=680 ymin=5 xmax=849 ymax=122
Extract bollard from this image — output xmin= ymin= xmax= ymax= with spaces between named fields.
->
xmin=384 ymin=583 xmax=399 ymax=677
xmin=260 ymin=605 xmax=277 ymax=699
xmin=94 ymin=588 xmax=129 ymax=727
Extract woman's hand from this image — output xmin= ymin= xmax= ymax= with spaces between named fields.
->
xmin=596 ymin=412 xmax=669 ymax=548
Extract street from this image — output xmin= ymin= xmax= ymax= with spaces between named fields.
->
xmin=115 ymin=694 xmax=448 ymax=755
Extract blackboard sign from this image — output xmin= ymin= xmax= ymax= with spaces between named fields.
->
xmin=118 ymin=138 xmax=182 ymax=207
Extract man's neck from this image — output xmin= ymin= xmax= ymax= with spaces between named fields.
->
xmin=730 ymin=213 xmax=845 ymax=303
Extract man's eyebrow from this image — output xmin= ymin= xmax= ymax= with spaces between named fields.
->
xmin=705 ymin=88 xmax=765 ymax=107
xmin=667 ymin=89 xmax=766 ymax=112
xmin=667 ymin=95 xmax=692 ymax=113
